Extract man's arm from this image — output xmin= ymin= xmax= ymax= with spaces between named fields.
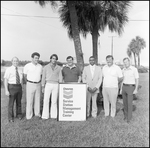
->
xmin=4 ymin=78 xmax=10 ymax=96
xmin=23 ymin=74 xmax=27 ymax=84
xmin=95 ymin=67 xmax=102 ymax=89
xmin=77 ymin=67 xmax=82 ymax=83
xmin=78 ymin=76 xmax=82 ymax=83
xmin=133 ymin=78 xmax=139 ymax=94
xmin=81 ymin=68 xmax=86 ymax=83
xmin=93 ymin=67 xmax=102 ymax=93
xmin=59 ymin=68 xmax=63 ymax=83
xmin=41 ymin=67 xmax=46 ymax=86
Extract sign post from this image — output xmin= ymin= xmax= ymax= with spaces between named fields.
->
xmin=58 ymin=83 xmax=86 ymax=121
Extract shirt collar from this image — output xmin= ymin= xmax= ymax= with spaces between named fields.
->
xmin=106 ymin=64 xmax=115 ymax=68
xmin=65 ymin=64 xmax=76 ymax=69
xmin=49 ymin=63 xmax=58 ymax=69
xmin=123 ymin=65 xmax=132 ymax=70
xmin=90 ymin=64 xmax=95 ymax=68
xmin=12 ymin=65 xmax=17 ymax=69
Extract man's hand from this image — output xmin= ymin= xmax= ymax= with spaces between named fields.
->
xmin=119 ymin=89 xmax=122 ymax=94
xmin=92 ymin=87 xmax=98 ymax=93
xmin=133 ymin=89 xmax=138 ymax=94
xmin=5 ymin=90 xmax=10 ymax=96
xmin=88 ymin=87 xmax=93 ymax=93
xmin=42 ymin=86 xmax=45 ymax=93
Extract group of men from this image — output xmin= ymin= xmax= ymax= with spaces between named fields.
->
xmin=4 ymin=52 xmax=139 ymax=124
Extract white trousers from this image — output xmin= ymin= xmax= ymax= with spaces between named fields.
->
xmin=42 ymin=83 xmax=59 ymax=119
xmin=102 ymin=87 xmax=118 ymax=117
xmin=26 ymin=82 xmax=41 ymax=119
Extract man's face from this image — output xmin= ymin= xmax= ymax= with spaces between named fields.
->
xmin=51 ymin=56 xmax=57 ymax=64
xmin=123 ymin=59 xmax=130 ymax=68
xmin=106 ymin=57 xmax=113 ymax=66
xmin=12 ymin=58 xmax=19 ymax=67
xmin=32 ymin=55 xmax=39 ymax=64
xmin=67 ymin=58 xmax=73 ymax=66
xmin=89 ymin=57 xmax=95 ymax=66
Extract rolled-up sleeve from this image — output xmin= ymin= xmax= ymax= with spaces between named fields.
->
xmin=4 ymin=68 xmax=10 ymax=80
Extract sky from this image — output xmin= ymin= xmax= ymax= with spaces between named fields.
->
xmin=1 ymin=1 xmax=149 ymax=66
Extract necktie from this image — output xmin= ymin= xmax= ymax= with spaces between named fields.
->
xmin=16 ymin=67 xmax=20 ymax=84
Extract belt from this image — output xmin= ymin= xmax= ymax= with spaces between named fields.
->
xmin=8 ymin=84 xmax=21 ymax=86
xmin=123 ymin=83 xmax=135 ymax=86
xmin=27 ymin=80 xmax=41 ymax=84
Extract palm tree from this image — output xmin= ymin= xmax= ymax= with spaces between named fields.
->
xmin=35 ymin=1 xmax=84 ymax=71
xmin=127 ymin=40 xmax=137 ymax=67
xmin=127 ymin=36 xmax=146 ymax=67
xmin=135 ymin=36 xmax=146 ymax=67
xmin=59 ymin=1 xmax=131 ymax=64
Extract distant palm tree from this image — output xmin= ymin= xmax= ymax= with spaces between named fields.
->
xmin=59 ymin=1 xmax=131 ymax=64
xmin=35 ymin=1 xmax=84 ymax=71
xmin=135 ymin=36 xmax=146 ymax=67
xmin=127 ymin=36 xmax=146 ymax=67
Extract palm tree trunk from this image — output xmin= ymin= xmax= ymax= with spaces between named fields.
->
xmin=67 ymin=1 xmax=84 ymax=71
xmin=92 ymin=27 xmax=99 ymax=64
xmin=133 ymin=53 xmax=137 ymax=68
xmin=138 ymin=54 xmax=140 ymax=67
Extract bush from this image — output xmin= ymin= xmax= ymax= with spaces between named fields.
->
xmin=138 ymin=66 xmax=149 ymax=73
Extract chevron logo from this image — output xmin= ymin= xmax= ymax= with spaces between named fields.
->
xmin=63 ymin=88 xmax=73 ymax=99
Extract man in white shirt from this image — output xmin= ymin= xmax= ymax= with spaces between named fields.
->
xmin=82 ymin=56 xmax=102 ymax=118
xmin=120 ymin=57 xmax=139 ymax=123
xmin=102 ymin=55 xmax=123 ymax=117
xmin=23 ymin=52 xmax=43 ymax=120
xmin=4 ymin=57 xmax=23 ymax=122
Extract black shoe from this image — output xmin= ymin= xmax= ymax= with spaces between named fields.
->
xmin=9 ymin=119 xmax=14 ymax=123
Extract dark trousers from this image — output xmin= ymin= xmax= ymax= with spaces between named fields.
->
xmin=8 ymin=84 xmax=22 ymax=120
xmin=122 ymin=85 xmax=135 ymax=121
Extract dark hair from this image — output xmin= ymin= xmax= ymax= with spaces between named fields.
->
xmin=66 ymin=56 xmax=73 ymax=60
xmin=123 ymin=57 xmax=130 ymax=62
xmin=106 ymin=55 xmax=114 ymax=60
xmin=89 ymin=56 xmax=95 ymax=60
xmin=50 ymin=54 xmax=58 ymax=60
xmin=31 ymin=52 xmax=40 ymax=58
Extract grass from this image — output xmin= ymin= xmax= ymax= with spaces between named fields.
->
xmin=1 ymin=73 xmax=149 ymax=147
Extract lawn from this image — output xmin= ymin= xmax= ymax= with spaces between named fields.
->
xmin=1 ymin=73 xmax=149 ymax=147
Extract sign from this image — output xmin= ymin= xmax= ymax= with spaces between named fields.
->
xmin=58 ymin=83 xmax=86 ymax=121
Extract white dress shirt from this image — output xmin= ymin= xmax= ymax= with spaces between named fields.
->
xmin=4 ymin=65 xmax=23 ymax=84
xmin=90 ymin=64 xmax=95 ymax=79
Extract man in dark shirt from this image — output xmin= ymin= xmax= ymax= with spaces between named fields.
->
xmin=62 ymin=56 xmax=81 ymax=83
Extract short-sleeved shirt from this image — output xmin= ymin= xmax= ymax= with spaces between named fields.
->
xmin=102 ymin=64 xmax=123 ymax=88
xmin=23 ymin=62 xmax=43 ymax=82
xmin=122 ymin=65 xmax=139 ymax=84
xmin=4 ymin=65 xmax=23 ymax=84
xmin=62 ymin=64 xmax=81 ymax=82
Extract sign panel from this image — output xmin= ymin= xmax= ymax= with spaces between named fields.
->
xmin=58 ymin=83 xmax=86 ymax=121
